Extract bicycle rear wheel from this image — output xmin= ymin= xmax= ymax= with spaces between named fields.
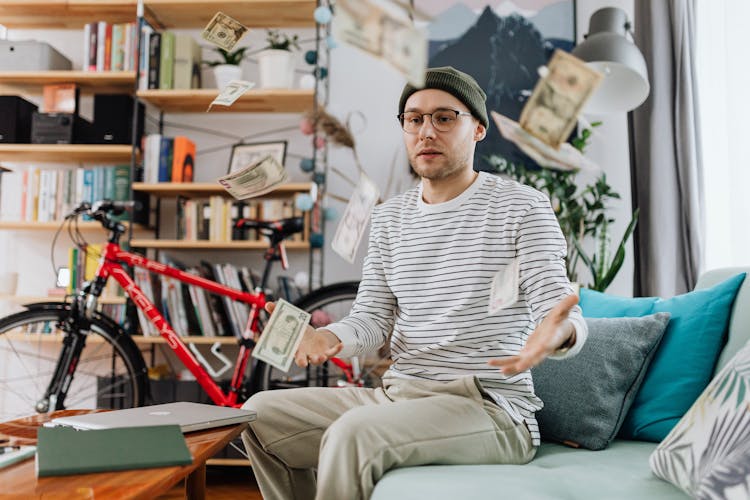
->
xmin=252 ymin=281 xmax=392 ymax=392
xmin=0 ymin=304 xmax=148 ymax=422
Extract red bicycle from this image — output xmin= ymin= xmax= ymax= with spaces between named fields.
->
xmin=0 ymin=201 xmax=389 ymax=421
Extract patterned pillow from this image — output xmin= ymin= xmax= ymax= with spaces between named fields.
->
xmin=650 ymin=339 xmax=750 ymax=499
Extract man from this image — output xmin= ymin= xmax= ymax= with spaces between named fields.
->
xmin=242 ymin=66 xmax=588 ymax=500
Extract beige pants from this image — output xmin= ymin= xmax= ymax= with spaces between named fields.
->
xmin=241 ymin=374 xmax=535 ymax=500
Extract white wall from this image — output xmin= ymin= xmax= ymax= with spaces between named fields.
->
xmin=2 ymin=0 xmax=637 ymax=305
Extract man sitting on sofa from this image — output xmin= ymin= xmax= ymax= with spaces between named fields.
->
xmin=242 ymin=66 xmax=589 ymax=500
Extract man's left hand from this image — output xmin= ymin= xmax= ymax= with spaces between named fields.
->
xmin=488 ymin=294 xmax=579 ymax=376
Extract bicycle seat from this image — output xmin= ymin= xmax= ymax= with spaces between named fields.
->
xmin=236 ymin=217 xmax=304 ymax=244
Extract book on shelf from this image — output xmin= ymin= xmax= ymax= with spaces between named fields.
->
xmin=148 ymin=32 xmax=161 ymax=89
xmin=139 ymin=29 xmax=202 ymax=90
xmin=159 ymin=31 xmax=175 ymax=90
xmin=142 ymin=134 xmax=196 ymax=184
xmin=173 ymin=34 xmax=203 ymax=90
xmin=42 ymin=84 xmax=79 ymax=114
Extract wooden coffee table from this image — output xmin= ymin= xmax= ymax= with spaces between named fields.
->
xmin=0 ymin=410 xmax=249 ymax=499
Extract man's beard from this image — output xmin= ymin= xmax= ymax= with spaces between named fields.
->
xmin=409 ymin=149 xmax=471 ymax=181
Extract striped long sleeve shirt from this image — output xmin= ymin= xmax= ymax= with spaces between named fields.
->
xmin=327 ymin=171 xmax=588 ymax=446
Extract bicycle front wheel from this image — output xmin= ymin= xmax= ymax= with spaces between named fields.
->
xmin=252 ymin=281 xmax=392 ymax=392
xmin=0 ymin=304 xmax=148 ymax=422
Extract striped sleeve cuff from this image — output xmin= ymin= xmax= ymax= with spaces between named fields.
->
xmin=323 ymin=322 xmax=360 ymax=358
xmin=547 ymin=315 xmax=588 ymax=360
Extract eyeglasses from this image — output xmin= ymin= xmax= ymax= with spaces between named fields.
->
xmin=397 ymin=109 xmax=473 ymax=134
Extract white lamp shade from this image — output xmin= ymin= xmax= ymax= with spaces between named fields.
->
xmin=572 ymin=8 xmax=650 ymax=114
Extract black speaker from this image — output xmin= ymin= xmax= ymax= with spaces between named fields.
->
xmin=0 ymin=95 xmax=38 ymax=143
xmin=87 ymin=94 xmax=145 ymax=145
xmin=31 ymin=112 xmax=94 ymax=144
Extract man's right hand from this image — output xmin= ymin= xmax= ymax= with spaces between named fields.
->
xmin=265 ymin=302 xmax=343 ymax=368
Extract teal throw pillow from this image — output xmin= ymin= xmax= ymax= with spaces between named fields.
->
xmin=579 ymin=273 xmax=746 ymax=442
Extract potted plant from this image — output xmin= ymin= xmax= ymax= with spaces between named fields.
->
xmin=204 ymin=46 xmax=248 ymax=89
xmin=257 ymin=29 xmax=300 ymax=89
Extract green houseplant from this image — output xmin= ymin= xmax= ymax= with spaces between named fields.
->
xmin=204 ymin=46 xmax=248 ymax=89
xmin=258 ymin=30 xmax=300 ymax=89
xmin=487 ymin=122 xmax=639 ymax=292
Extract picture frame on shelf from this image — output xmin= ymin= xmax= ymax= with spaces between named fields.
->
xmin=227 ymin=141 xmax=287 ymax=174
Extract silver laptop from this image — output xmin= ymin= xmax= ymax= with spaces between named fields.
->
xmin=46 ymin=402 xmax=257 ymax=433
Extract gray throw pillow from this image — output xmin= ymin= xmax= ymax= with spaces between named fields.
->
xmin=531 ymin=313 xmax=670 ymax=450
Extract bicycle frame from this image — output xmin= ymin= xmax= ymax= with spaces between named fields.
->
xmin=90 ymin=241 xmax=359 ymax=407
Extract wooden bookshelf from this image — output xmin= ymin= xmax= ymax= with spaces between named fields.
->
xmin=206 ymin=458 xmax=250 ymax=466
xmin=0 ymin=144 xmax=134 ymax=163
xmin=132 ymin=181 xmax=313 ymax=198
xmin=0 ymin=221 xmax=148 ymax=231
xmin=136 ymin=89 xmax=314 ymax=113
xmin=0 ymin=71 xmax=136 ymax=92
xmin=129 ymin=239 xmax=310 ymax=250
xmin=144 ymin=0 xmax=315 ymax=29
xmin=0 ymin=1 xmax=137 ymax=29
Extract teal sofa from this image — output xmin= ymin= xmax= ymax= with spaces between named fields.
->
xmin=371 ymin=268 xmax=750 ymax=499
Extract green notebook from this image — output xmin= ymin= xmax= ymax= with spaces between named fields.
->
xmin=36 ymin=424 xmax=193 ymax=477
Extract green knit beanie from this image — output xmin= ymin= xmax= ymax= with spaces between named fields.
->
xmin=399 ymin=66 xmax=488 ymax=128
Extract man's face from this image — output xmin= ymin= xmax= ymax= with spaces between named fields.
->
xmin=402 ymin=89 xmax=486 ymax=181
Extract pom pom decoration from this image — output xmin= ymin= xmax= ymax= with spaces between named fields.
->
xmin=300 ymin=157 xmax=315 ymax=172
xmin=315 ymin=136 xmax=326 ymax=149
xmin=315 ymin=66 xmax=329 ymax=80
xmin=310 ymin=232 xmax=325 ymax=248
xmin=305 ymin=50 xmax=318 ymax=65
xmin=314 ymin=5 xmax=333 ymax=24
xmin=326 ymin=35 xmax=338 ymax=49
xmin=313 ymin=172 xmax=326 ymax=185
xmin=323 ymin=206 xmax=338 ymax=221
xmin=300 ymin=117 xmax=315 ymax=135
xmin=295 ymin=193 xmax=314 ymax=211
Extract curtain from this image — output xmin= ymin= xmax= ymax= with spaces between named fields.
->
xmin=630 ymin=0 xmax=704 ymax=297
xmin=695 ymin=1 xmax=750 ymax=269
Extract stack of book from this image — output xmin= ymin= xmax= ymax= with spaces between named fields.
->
xmin=142 ymin=134 xmax=196 ymax=183
xmin=137 ymin=28 xmax=203 ymax=90
xmin=83 ymin=21 xmax=139 ymax=72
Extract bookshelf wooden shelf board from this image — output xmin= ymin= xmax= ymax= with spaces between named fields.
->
xmin=130 ymin=239 xmax=310 ymax=250
xmin=0 ymin=144 xmax=134 ymax=163
xmin=0 ymin=221 xmax=148 ymax=231
xmin=132 ymin=181 xmax=313 ymax=198
xmin=0 ymin=1 xmax=139 ymax=29
xmin=136 ymin=89 xmax=314 ymax=113
xmin=0 ymin=71 xmax=136 ymax=92
xmin=0 ymin=294 xmax=126 ymax=305
xmin=144 ymin=0 xmax=315 ymax=29
xmin=4 ymin=332 xmax=240 ymax=345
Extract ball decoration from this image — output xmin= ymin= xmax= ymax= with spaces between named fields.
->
xmin=310 ymin=232 xmax=325 ymax=248
xmin=300 ymin=157 xmax=315 ymax=172
xmin=323 ymin=206 xmax=338 ymax=221
xmin=315 ymin=66 xmax=329 ymax=80
xmin=326 ymin=35 xmax=338 ymax=49
xmin=314 ymin=136 xmax=326 ymax=149
xmin=314 ymin=5 xmax=333 ymax=24
xmin=313 ymin=172 xmax=326 ymax=185
xmin=295 ymin=193 xmax=314 ymax=212
xmin=299 ymin=117 xmax=315 ymax=135
xmin=304 ymin=50 xmax=318 ymax=65
xmin=294 ymin=271 xmax=309 ymax=289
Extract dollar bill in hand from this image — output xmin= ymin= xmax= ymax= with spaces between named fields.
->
xmin=519 ymin=50 xmax=602 ymax=148
xmin=252 ymin=299 xmax=311 ymax=373
xmin=217 ymin=155 xmax=288 ymax=200
xmin=332 ymin=173 xmax=380 ymax=263
xmin=207 ymin=80 xmax=254 ymax=111
xmin=201 ymin=11 xmax=248 ymax=52
xmin=488 ymin=258 xmax=519 ymax=314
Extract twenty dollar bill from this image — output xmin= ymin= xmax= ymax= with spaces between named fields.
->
xmin=201 ymin=11 xmax=248 ymax=52
xmin=332 ymin=173 xmax=380 ymax=263
xmin=252 ymin=299 xmax=311 ymax=373
xmin=217 ymin=155 xmax=288 ymax=200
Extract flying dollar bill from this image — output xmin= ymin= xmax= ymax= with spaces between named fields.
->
xmin=252 ymin=299 xmax=311 ymax=373
xmin=201 ymin=11 xmax=248 ymax=52
xmin=207 ymin=80 xmax=254 ymax=111
xmin=332 ymin=173 xmax=380 ymax=263
xmin=491 ymin=111 xmax=600 ymax=173
xmin=333 ymin=0 xmax=427 ymax=87
xmin=519 ymin=50 xmax=603 ymax=148
xmin=217 ymin=155 xmax=288 ymax=200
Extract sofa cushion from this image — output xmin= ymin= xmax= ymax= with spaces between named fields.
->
xmin=371 ymin=441 xmax=688 ymax=500
xmin=580 ymin=273 xmax=746 ymax=442
xmin=650 ymin=337 xmax=750 ymax=499
xmin=532 ymin=313 xmax=670 ymax=450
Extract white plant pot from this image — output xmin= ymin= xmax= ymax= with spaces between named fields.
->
xmin=258 ymin=49 xmax=295 ymax=89
xmin=213 ymin=64 xmax=243 ymax=89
